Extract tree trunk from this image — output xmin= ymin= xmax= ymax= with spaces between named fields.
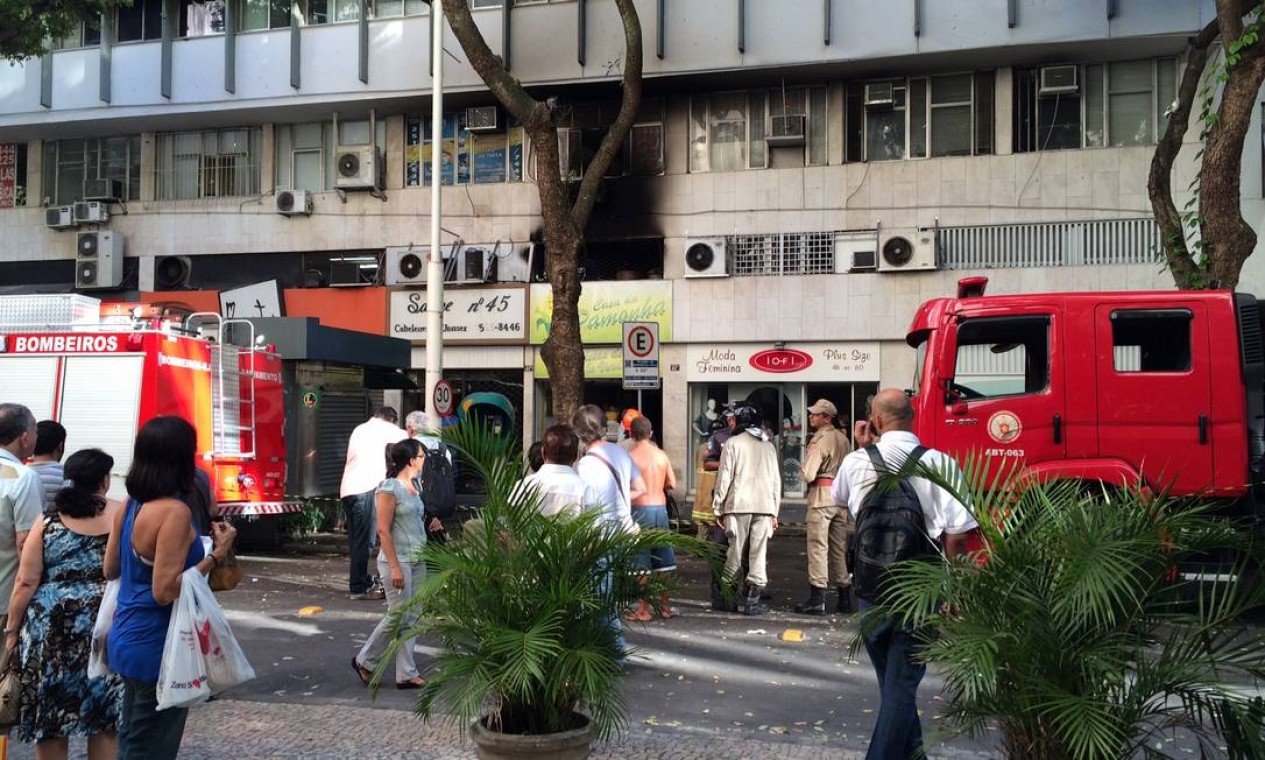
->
xmin=1200 ymin=0 xmax=1265 ymax=290
xmin=1149 ymin=20 xmax=1218 ymax=289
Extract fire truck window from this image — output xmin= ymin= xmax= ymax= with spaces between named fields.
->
xmin=1110 ymin=309 xmax=1192 ymax=372
xmin=954 ymin=316 xmax=1050 ymax=399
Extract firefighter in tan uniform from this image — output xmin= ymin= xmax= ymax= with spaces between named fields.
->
xmin=794 ymin=399 xmax=854 ymax=615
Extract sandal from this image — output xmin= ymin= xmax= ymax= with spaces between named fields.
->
xmin=351 ymin=657 xmax=372 ymax=686
xmin=396 ymin=676 xmax=426 ymax=690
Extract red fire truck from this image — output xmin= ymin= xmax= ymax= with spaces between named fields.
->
xmin=907 ymin=277 xmax=1265 ymax=535
xmin=0 ymin=301 xmax=298 ymax=519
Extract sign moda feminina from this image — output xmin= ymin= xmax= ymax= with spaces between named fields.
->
xmin=685 ymin=343 xmax=881 ymax=382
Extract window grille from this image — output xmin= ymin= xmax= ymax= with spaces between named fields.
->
xmin=938 ymin=217 xmax=1162 ymax=270
xmin=727 ymin=231 xmax=837 ymax=277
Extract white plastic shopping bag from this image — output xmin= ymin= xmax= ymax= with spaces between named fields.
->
xmin=156 ymin=569 xmax=211 ymax=711
xmin=87 ymin=579 xmax=120 ymax=679
xmin=184 ymin=566 xmax=256 ymax=692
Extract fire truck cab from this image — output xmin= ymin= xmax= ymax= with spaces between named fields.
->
xmin=907 ymin=278 xmax=1265 ymax=521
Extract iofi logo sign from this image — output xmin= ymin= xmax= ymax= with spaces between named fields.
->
xmin=748 ymin=348 xmax=813 ymax=374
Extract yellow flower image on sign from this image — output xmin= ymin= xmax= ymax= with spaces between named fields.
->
xmin=529 ymin=281 xmax=672 ymax=345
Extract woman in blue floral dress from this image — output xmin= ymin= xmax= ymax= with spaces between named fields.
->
xmin=5 ymin=448 xmax=123 ymax=760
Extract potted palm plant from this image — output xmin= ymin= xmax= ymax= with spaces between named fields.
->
xmin=858 ymin=454 xmax=1265 ymax=759
xmin=375 ymin=419 xmax=712 ymax=759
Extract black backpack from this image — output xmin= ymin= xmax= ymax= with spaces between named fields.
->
xmin=417 ymin=442 xmax=457 ymax=519
xmin=851 ymin=445 xmax=937 ymax=603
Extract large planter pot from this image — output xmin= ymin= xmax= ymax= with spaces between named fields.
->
xmin=469 ymin=714 xmax=595 ymax=760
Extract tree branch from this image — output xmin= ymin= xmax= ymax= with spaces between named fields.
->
xmin=568 ymin=0 xmax=643 ymax=229
xmin=1148 ymin=19 xmax=1219 ymax=289
xmin=440 ymin=0 xmax=548 ymax=129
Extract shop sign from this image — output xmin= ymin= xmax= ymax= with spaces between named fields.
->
xmin=0 ymin=143 xmax=16 ymax=209
xmin=389 ymin=287 xmax=528 ymax=344
xmin=686 ymin=342 xmax=881 ymax=382
xmin=749 ymin=348 xmax=813 ymax=374
xmin=534 ymin=346 xmax=652 ymax=380
xmin=529 ymin=281 xmax=672 ymax=345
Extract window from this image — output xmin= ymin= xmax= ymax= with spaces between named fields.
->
xmin=405 ymin=113 xmax=524 ymax=186
xmin=241 ymin=0 xmax=292 ymax=30
xmin=371 ymin=0 xmax=429 ymax=17
xmin=275 ymin=120 xmax=385 ymax=191
xmin=117 ymin=0 xmax=164 ymax=42
xmin=155 ymin=129 xmax=262 ymax=199
xmin=1111 ymin=309 xmax=1191 ymax=372
xmin=42 ymin=137 xmax=142 ymax=206
xmin=0 ymin=143 xmax=25 ymax=208
xmin=1015 ymin=58 xmax=1178 ymax=152
xmin=183 ymin=0 xmax=227 ymax=36
xmin=953 ymin=316 xmax=1050 ymax=399
xmin=307 ymin=0 xmax=360 ymax=24
xmin=846 ymin=72 xmax=995 ymax=162
xmin=690 ymin=87 xmax=827 ymax=172
xmin=555 ymin=98 xmax=665 ymax=180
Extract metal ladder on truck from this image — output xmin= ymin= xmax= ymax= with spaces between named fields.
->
xmin=188 ymin=313 xmax=258 ymax=460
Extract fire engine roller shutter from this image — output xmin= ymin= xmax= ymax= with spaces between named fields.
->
xmin=0 ymin=357 xmax=58 ymax=420
xmin=59 ymin=356 xmax=143 ymax=500
xmin=316 ymin=391 xmax=373 ymax=495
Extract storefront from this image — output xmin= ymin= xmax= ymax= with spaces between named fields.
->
xmin=530 ymin=280 xmax=671 ymax=445
xmin=389 ymin=285 xmax=529 ymax=488
xmin=685 ymin=342 xmax=881 ymax=497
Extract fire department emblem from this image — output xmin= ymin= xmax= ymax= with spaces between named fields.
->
xmin=987 ymin=411 xmax=1021 ymax=444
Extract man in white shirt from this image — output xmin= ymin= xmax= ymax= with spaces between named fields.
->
xmin=830 ymin=389 xmax=978 ymax=760
xmin=0 ymin=404 xmax=44 ymax=645
xmin=512 ymin=424 xmax=601 ymax=518
xmin=340 ymin=407 xmax=408 ymax=600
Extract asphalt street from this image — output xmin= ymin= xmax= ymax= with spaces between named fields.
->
xmin=6 ymin=528 xmax=1247 ymax=759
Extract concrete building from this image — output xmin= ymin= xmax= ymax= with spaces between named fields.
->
xmin=0 ymin=0 xmax=1253 ymax=497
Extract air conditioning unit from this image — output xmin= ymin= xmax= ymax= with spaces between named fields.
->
xmin=465 ymin=106 xmax=502 ymax=133
xmin=328 ymin=256 xmax=378 ymax=287
xmin=864 ymin=82 xmax=895 ymax=108
xmin=448 ymin=245 xmax=494 ymax=284
xmin=275 ymin=189 xmax=312 ymax=216
xmin=767 ymin=115 xmax=806 ymax=147
xmin=878 ymin=228 xmax=938 ymax=272
xmin=334 ymin=145 xmax=383 ymax=190
xmin=386 ymin=246 xmax=427 ymax=286
xmin=73 ymin=201 xmax=109 ymax=225
xmin=682 ymin=238 xmax=728 ymax=278
xmin=45 ymin=206 xmax=75 ymax=230
xmin=489 ymin=243 xmax=533 ymax=283
xmin=75 ymin=231 xmax=124 ymax=290
xmin=1038 ymin=65 xmax=1079 ymax=96
xmin=139 ymin=255 xmax=193 ymax=291
xmin=833 ymin=231 xmax=879 ymax=273
xmin=83 ymin=178 xmax=123 ymax=203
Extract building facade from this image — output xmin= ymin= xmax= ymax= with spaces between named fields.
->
xmin=0 ymin=0 xmax=1255 ymax=495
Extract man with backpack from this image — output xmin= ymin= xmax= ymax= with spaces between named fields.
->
xmin=830 ymin=389 xmax=978 ymax=760
xmin=404 ymin=411 xmax=456 ymax=542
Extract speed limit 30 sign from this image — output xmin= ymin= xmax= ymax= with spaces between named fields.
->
xmin=432 ymin=378 xmax=455 ymax=417
xmin=622 ymin=322 xmax=660 ymax=390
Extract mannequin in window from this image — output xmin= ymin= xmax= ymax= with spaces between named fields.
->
xmin=693 ymin=399 xmax=719 ymax=444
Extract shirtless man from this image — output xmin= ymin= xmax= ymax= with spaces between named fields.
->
xmin=626 ymin=417 xmax=678 ymax=621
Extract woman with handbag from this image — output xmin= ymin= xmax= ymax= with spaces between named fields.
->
xmin=351 ymin=438 xmax=440 ymax=690
xmin=4 ymin=448 xmax=124 ymax=760
xmin=102 ymin=417 xmax=237 ymax=760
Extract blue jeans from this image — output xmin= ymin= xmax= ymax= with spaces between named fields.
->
xmin=118 ymin=678 xmax=189 ymax=760
xmin=859 ymin=599 xmax=925 ymax=760
xmin=343 ymin=491 xmax=377 ymax=593
xmin=596 ymin=559 xmax=625 ymax=657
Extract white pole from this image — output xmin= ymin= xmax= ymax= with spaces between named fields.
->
xmin=425 ymin=2 xmax=445 ymax=434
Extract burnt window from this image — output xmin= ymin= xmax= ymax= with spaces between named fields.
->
xmin=954 ymin=315 xmax=1050 ymax=399
xmin=1111 ymin=309 xmax=1191 ymax=372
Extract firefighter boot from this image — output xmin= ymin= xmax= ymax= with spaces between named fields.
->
xmin=744 ymin=585 xmax=769 ymax=616
xmin=836 ymin=585 xmax=854 ymax=615
xmin=793 ymin=586 xmax=828 ymax=616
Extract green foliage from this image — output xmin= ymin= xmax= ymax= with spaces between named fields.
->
xmin=0 ymin=1 xmax=131 ymax=61
xmin=374 ymin=418 xmax=715 ymax=740
xmin=857 ymin=453 xmax=1265 ymax=759
xmin=279 ymin=497 xmax=333 ymax=538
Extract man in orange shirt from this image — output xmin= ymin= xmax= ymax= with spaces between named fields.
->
xmin=626 ymin=416 xmax=678 ymax=621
